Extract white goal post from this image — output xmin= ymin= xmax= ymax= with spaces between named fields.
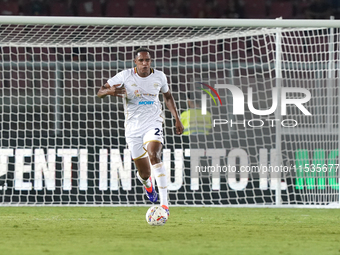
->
xmin=0 ymin=16 xmax=339 ymax=207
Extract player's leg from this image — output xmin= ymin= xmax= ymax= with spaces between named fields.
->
xmin=134 ymin=157 xmax=158 ymax=202
xmin=134 ymin=157 xmax=150 ymax=179
xmin=126 ymin=136 xmax=158 ymax=202
xmin=143 ymin=126 xmax=169 ymax=214
xmin=146 ymin=141 xmax=169 ymax=215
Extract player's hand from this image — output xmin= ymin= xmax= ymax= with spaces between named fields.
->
xmin=175 ymin=119 xmax=184 ymax=135
xmin=107 ymin=84 xmax=126 ymax=98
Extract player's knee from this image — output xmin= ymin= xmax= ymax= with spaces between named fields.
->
xmin=148 ymin=151 xmax=161 ymax=164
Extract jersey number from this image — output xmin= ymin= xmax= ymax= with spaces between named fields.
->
xmin=155 ymin=128 xmax=162 ymax=136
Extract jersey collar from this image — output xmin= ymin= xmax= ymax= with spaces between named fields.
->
xmin=134 ymin=67 xmax=154 ymax=76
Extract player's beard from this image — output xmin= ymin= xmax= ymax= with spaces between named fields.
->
xmin=139 ymin=67 xmax=150 ymax=77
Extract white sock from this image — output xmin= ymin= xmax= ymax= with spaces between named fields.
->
xmin=152 ymin=162 xmax=168 ymax=207
xmin=136 ymin=171 xmax=152 ymax=188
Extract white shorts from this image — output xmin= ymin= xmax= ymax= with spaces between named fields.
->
xmin=126 ymin=126 xmax=164 ymax=160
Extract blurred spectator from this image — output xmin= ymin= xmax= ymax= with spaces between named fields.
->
xmin=165 ymin=0 xmax=189 ymax=17
xmin=155 ymin=0 xmax=164 ymax=16
xmin=30 ymin=0 xmax=48 ymax=16
xmin=0 ymin=0 xmax=20 ymax=15
xmin=67 ymin=0 xmax=77 ymax=16
xmin=305 ymin=0 xmax=332 ymax=19
xmin=77 ymin=0 xmax=103 ymax=16
xmin=128 ymin=0 xmax=134 ymax=16
xmin=157 ymin=0 xmax=174 ymax=16
xmin=329 ymin=0 xmax=340 ymax=19
xmin=292 ymin=0 xmax=298 ymax=17
xmin=175 ymin=0 xmax=189 ymax=17
xmin=223 ymin=0 xmax=244 ymax=18
xmin=195 ymin=0 xmax=220 ymax=18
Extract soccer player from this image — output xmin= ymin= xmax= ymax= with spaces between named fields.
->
xmin=97 ymin=48 xmax=184 ymax=215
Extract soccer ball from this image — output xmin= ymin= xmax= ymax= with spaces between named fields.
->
xmin=146 ymin=206 xmax=168 ymax=226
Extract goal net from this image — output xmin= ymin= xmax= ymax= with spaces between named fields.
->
xmin=0 ymin=17 xmax=339 ymax=207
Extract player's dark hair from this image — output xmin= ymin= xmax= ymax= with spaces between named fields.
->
xmin=135 ymin=47 xmax=152 ymax=58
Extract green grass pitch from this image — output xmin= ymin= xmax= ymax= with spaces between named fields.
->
xmin=0 ymin=207 xmax=339 ymax=255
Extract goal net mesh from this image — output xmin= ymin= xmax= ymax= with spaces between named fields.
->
xmin=0 ymin=20 xmax=338 ymax=206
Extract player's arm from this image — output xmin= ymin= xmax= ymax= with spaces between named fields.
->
xmin=97 ymin=83 xmax=126 ymax=98
xmin=163 ymin=91 xmax=184 ymax=135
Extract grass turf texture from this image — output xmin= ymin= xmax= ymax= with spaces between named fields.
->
xmin=0 ymin=207 xmax=339 ymax=255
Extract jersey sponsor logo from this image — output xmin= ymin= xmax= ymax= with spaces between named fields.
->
xmin=134 ymin=89 xmax=157 ymax=98
xmin=134 ymin=90 xmax=141 ymax=97
xmin=139 ymin=101 xmax=154 ymax=105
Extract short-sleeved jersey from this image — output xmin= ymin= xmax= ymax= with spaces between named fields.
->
xmin=107 ymin=68 xmax=169 ymax=137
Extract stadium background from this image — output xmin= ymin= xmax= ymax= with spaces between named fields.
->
xmin=0 ymin=0 xmax=338 ymax=205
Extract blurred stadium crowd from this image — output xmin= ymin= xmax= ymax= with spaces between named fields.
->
xmin=0 ymin=0 xmax=338 ymax=19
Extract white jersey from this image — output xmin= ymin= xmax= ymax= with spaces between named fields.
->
xmin=107 ymin=68 xmax=169 ymax=137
